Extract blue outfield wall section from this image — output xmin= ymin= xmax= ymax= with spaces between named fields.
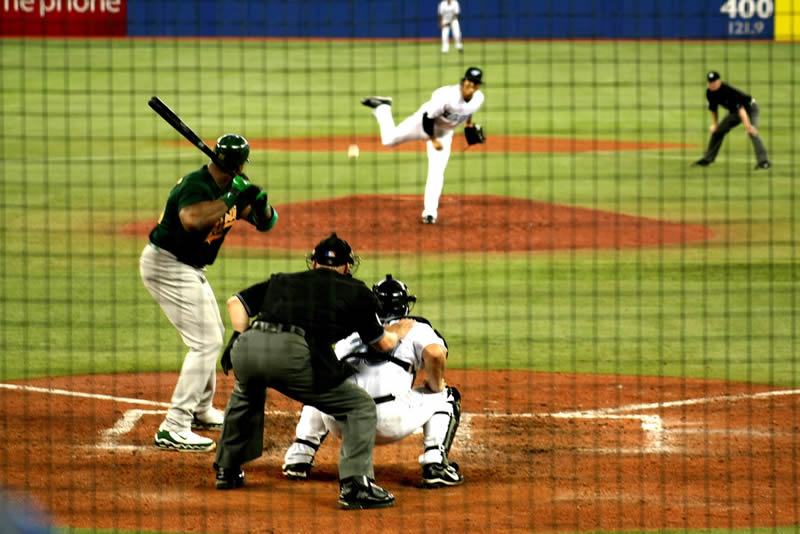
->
xmin=127 ymin=0 xmax=775 ymax=40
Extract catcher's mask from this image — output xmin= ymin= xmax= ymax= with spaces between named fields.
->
xmin=214 ymin=133 xmax=251 ymax=171
xmin=306 ymin=232 xmax=360 ymax=273
xmin=372 ymin=274 xmax=416 ymax=321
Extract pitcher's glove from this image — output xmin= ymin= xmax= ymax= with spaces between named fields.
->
xmin=464 ymin=124 xmax=486 ymax=145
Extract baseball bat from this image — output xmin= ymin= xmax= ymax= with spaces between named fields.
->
xmin=148 ymin=96 xmax=228 ymax=170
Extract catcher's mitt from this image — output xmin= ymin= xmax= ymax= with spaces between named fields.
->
xmin=464 ymin=124 xmax=486 ymax=145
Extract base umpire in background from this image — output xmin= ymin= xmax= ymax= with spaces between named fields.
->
xmin=213 ymin=233 xmax=415 ymax=510
xmin=693 ymin=71 xmax=771 ymax=170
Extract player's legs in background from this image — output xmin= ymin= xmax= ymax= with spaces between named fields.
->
xmin=140 ymin=245 xmax=224 ymax=433
xmin=746 ymin=102 xmax=769 ymax=164
xmin=441 ymin=24 xmax=450 ymax=53
xmin=451 ymin=19 xmax=463 ymax=51
xmin=703 ymin=112 xmax=740 ymax=163
xmin=373 ymin=107 xmax=427 ymax=146
xmin=422 ymin=130 xmax=454 ymax=220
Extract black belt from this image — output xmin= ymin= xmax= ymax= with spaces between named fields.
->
xmin=373 ymin=394 xmax=396 ymax=405
xmin=251 ymin=321 xmax=306 ymax=337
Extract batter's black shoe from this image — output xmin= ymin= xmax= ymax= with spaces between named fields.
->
xmin=337 ymin=476 xmax=395 ymax=510
xmin=421 ymin=215 xmax=436 ymax=225
xmin=421 ymin=462 xmax=464 ymax=488
xmin=692 ymin=158 xmax=712 ymax=167
xmin=361 ymin=96 xmax=393 ymax=108
xmin=215 ymin=464 xmax=246 ymax=490
xmin=282 ymin=462 xmax=312 ymax=480
xmin=755 ymin=160 xmax=772 ymax=170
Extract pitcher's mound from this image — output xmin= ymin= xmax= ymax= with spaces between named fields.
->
xmin=227 ymin=194 xmax=713 ymax=252
xmin=124 ymin=194 xmax=713 ymax=253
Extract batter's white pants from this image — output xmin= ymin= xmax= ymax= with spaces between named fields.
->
xmin=284 ymin=386 xmax=455 ymax=466
xmin=140 ymin=244 xmax=224 ymax=432
xmin=441 ymin=20 xmax=462 ymax=53
xmin=373 ymin=105 xmax=454 ymax=220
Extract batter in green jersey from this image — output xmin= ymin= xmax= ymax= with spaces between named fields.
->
xmin=140 ymin=133 xmax=278 ymax=452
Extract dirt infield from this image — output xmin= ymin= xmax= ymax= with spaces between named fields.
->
xmin=123 ymin=194 xmax=713 ymax=253
xmin=199 ymin=135 xmax=695 ymax=153
xmin=0 ymin=371 xmax=797 ymax=533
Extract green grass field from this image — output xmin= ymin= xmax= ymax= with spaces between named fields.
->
xmin=1 ymin=37 xmax=798 ymax=392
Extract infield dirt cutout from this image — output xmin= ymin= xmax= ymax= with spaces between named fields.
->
xmin=1 ymin=371 xmax=798 ymax=533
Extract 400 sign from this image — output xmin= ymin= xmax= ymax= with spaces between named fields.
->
xmin=720 ymin=0 xmax=774 ymax=36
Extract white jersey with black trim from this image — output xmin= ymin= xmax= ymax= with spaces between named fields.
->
xmin=438 ymin=0 xmax=460 ymax=25
xmin=334 ymin=319 xmax=446 ymax=398
xmin=419 ymin=84 xmax=484 ymax=132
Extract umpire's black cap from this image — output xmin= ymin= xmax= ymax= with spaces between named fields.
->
xmin=310 ymin=233 xmax=355 ymax=267
xmin=463 ymin=67 xmax=483 ymax=84
xmin=706 ymin=71 xmax=721 ymax=82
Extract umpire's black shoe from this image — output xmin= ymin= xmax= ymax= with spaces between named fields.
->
xmin=755 ymin=160 xmax=772 ymax=170
xmin=337 ymin=476 xmax=395 ymax=510
xmin=692 ymin=158 xmax=712 ymax=167
xmin=421 ymin=462 xmax=464 ymax=488
xmin=361 ymin=96 xmax=393 ymax=108
xmin=214 ymin=463 xmax=246 ymax=490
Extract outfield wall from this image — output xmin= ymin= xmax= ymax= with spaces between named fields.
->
xmin=0 ymin=0 xmax=787 ymax=39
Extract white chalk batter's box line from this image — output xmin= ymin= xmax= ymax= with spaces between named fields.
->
xmin=1 ymin=383 xmax=798 ymax=454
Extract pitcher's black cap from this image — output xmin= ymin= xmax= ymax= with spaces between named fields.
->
xmin=463 ymin=67 xmax=483 ymax=84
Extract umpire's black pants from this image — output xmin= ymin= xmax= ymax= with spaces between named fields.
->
xmin=703 ymin=101 xmax=769 ymax=164
xmin=214 ymin=328 xmax=377 ymax=480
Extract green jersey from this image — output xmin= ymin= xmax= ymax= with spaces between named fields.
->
xmin=149 ymin=165 xmax=239 ymax=267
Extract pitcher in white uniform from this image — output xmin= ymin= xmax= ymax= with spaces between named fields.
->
xmin=438 ymin=0 xmax=462 ymax=53
xmin=361 ymin=67 xmax=485 ymax=224
xmin=282 ymin=274 xmax=463 ymax=488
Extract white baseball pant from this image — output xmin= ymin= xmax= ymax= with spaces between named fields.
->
xmin=285 ymin=386 xmax=455 ymax=466
xmin=140 ymin=244 xmax=224 ymax=432
xmin=441 ymin=20 xmax=462 ymax=53
xmin=372 ymin=105 xmax=454 ymax=220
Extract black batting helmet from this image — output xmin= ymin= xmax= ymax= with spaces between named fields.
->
xmin=372 ymin=274 xmax=417 ymax=320
xmin=214 ymin=133 xmax=250 ymax=171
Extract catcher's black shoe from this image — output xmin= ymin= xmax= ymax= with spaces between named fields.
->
xmin=282 ymin=462 xmax=312 ymax=480
xmin=337 ymin=476 xmax=395 ymax=510
xmin=361 ymin=96 xmax=393 ymax=108
xmin=754 ymin=160 xmax=772 ymax=170
xmin=421 ymin=462 xmax=464 ymax=488
xmin=215 ymin=464 xmax=246 ymax=490
xmin=691 ymin=158 xmax=712 ymax=167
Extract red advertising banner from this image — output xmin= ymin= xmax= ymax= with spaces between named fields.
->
xmin=1 ymin=0 xmax=127 ymax=36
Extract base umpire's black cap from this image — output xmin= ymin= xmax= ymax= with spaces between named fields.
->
xmin=463 ymin=67 xmax=483 ymax=84
xmin=707 ymin=71 xmax=721 ymax=82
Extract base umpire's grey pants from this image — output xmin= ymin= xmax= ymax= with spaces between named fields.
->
xmin=140 ymin=244 xmax=224 ymax=432
xmin=215 ymin=329 xmax=377 ymax=480
xmin=703 ymin=101 xmax=769 ymax=164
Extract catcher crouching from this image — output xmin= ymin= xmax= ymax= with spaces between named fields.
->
xmin=283 ymin=273 xmax=463 ymax=488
